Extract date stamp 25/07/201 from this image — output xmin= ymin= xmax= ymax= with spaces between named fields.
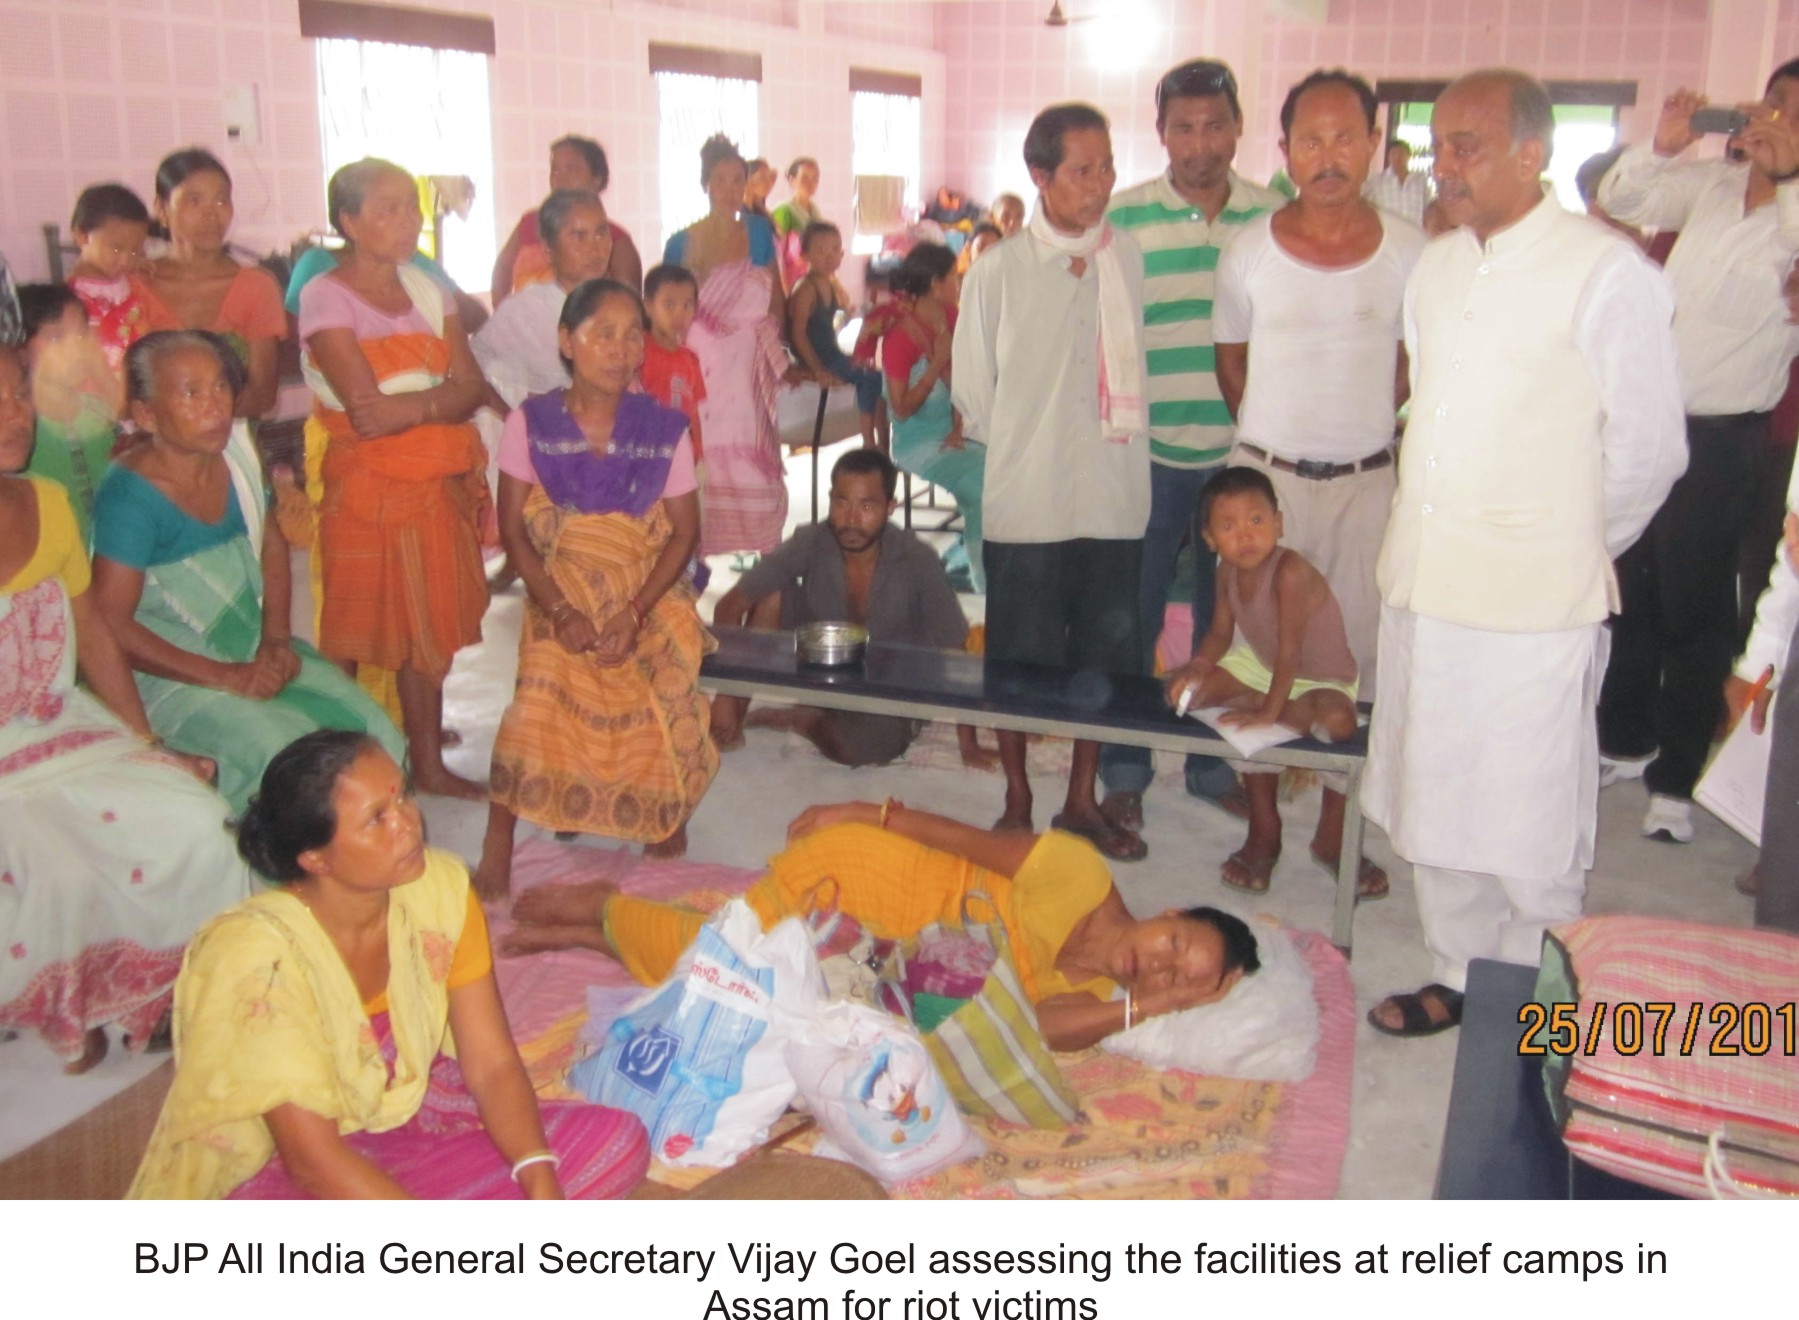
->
xmin=1517 ymin=1001 xmax=1797 ymax=1057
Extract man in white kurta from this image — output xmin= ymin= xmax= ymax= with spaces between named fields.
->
xmin=1730 ymin=459 xmax=1799 ymax=932
xmin=953 ymin=103 xmax=1151 ymax=857
xmin=1361 ymin=71 xmax=1686 ymax=1035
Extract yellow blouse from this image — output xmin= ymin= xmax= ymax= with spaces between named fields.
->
xmin=755 ymin=824 xmax=1119 ymax=1005
xmin=3 ymin=478 xmax=90 ymax=596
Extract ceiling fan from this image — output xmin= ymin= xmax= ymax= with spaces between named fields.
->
xmin=1044 ymin=2 xmax=1097 ymax=26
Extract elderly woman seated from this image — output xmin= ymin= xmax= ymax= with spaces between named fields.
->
xmin=89 ymin=331 xmax=404 ymax=813
xmin=507 ymin=801 xmax=1259 ymax=1052
xmin=130 ymin=731 xmax=652 ymax=1199
xmin=0 ymin=343 xmax=251 ymax=1073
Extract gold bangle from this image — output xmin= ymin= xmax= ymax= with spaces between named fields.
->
xmin=547 ymin=599 xmax=576 ymax=619
xmin=878 ymin=797 xmax=896 ymax=830
xmin=628 ymin=598 xmax=647 ymax=627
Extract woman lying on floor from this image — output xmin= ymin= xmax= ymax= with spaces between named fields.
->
xmin=130 ymin=731 xmax=649 ymax=1199
xmin=507 ymin=801 xmax=1261 ymax=1052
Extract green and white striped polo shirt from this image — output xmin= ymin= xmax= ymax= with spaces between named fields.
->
xmin=1108 ymin=170 xmax=1286 ymax=469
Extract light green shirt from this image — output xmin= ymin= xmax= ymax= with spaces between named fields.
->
xmin=1108 ymin=170 xmax=1286 ymax=468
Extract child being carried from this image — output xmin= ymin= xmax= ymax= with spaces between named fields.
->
xmin=1163 ymin=466 xmax=1387 ymax=900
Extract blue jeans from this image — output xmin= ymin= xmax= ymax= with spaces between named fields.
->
xmin=1099 ymin=461 xmax=1235 ymax=799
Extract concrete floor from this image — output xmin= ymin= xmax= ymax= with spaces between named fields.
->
xmin=0 ymin=429 xmax=1759 ymax=1195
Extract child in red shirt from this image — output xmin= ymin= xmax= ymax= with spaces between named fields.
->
xmin=66 ymin=183 xmax=152 ymax=377
xmin=640 ymin=263 xmax=705 ymax=462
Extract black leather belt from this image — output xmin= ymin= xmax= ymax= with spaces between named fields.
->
xmin=1238 ymin=442 xmax=1394 ymax=481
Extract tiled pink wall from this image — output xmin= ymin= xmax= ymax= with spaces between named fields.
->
xmin=1778 ymin=0 xmax=1799 ymax=66
xmin=13 ymin=0 xmax=1791 ymax=294
xmin=0 ymin=0 xmax=944 ymax=288
xmin=1 ymin=0 xmax=321 ymax=282
xmin=652 ymin=0 xmax=798 ymax=26
xmin=939 ymin=0 xmax=1722 ymax=210
xmin=824 ymin=1 xmax=941 ymax=48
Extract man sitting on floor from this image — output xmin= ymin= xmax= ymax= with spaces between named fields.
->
xmin=709 ymin=448 xmax=977 ymax=766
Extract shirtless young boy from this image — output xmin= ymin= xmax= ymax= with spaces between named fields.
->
xmin=1163 ymin=467 xmax=1387 ymax=898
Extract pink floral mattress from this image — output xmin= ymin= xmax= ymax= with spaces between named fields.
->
xmin=491 ymin=837 xmax=1354 ymax=1200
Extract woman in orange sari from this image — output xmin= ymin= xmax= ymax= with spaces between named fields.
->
xmin=298 ymin=159 xmax=488 ymax=800
xmin=135 ymin=148 xmax=286 ymax=419
xmin=471 ymin=280 xmax=715 ymax=899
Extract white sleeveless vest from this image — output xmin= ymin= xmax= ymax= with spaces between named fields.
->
xmin=1379 ymin=195 xmax=1627 ymax=633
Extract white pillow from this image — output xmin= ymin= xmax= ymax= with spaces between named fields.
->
xmin=1100 ymin=916 xmax=1318 ymax=1082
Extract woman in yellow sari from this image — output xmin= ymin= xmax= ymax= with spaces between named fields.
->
xmin=508 ymin=801 xmax=1262 ymax=1053
xmin=298 ymin=159 xmax=489 ymax=801
xmin=470 ymin=280 xmax=716 ymax=900
xmin=130 ymin=731 xmax=649 ymax=1199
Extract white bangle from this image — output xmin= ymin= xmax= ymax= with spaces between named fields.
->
xmin=1123 ymin=989 xmax=1135 ymax=1032
xmin=509 ymin=1150 xmax=560 ymax=1182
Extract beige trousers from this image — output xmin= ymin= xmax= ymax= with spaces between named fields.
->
xmin=1231 ymin=444 xmax=1394 ymax=701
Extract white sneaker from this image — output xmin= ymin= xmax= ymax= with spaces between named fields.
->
xmin=1599 ymin=753 xmax=1653 ymax=789
xmin=1642 ymin=794 xmax=1694 ymax=844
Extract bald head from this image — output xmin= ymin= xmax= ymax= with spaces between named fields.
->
xmin=1444 ymin=69 xmax=1554 ymax=162
xmin=1430 ymin=69 xmax=1553 ymax=240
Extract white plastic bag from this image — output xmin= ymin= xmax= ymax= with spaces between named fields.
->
xmin=787 ymin=1001 xmax=983 ymax=1184
xmin=1102 ymin=918 xmax=1318 ymax=1082
xmin=569 ymin=900 xmax=822 ymax=1166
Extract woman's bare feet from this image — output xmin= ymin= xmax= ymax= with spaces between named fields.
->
xmin=412 ymin=765 xmax=488 ymax=802
xmin=497 ymin=923 xmax=609 ymax=957
xmin=712 ymin=724 xmax=746 ymax=751
xmin=644 ymin=824 xmax=688 ymax=860
xmin=512 ymin=879 xmax=617 ymax=927
xmin=64 ymin=1027 xmax=108 ymax=1075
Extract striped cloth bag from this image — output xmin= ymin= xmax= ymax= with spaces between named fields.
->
xmin=888 ymin=895 xmax=1083 ymax=1130
xmin=1536 ymin=915 xmax=1799 ymax=1198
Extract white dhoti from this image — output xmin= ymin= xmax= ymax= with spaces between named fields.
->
xmin=1362 ymin=604 xmax=1606 ymax=988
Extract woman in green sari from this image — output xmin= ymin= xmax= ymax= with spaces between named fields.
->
xmin=89 ymin=331 xmax=404 ymax=811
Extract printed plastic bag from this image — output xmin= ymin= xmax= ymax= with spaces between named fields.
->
xmin=568 ymin=899 xmax=821 ymax=1166
xmin=787 ymin=1000 xmax=982 ymax=1184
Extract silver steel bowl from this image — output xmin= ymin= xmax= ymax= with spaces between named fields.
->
xmin=795 ymin=621 xmax=868 ymax=667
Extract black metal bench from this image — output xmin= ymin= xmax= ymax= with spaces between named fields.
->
xmin=700 ymin=626 xmax=1374 ymax=954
